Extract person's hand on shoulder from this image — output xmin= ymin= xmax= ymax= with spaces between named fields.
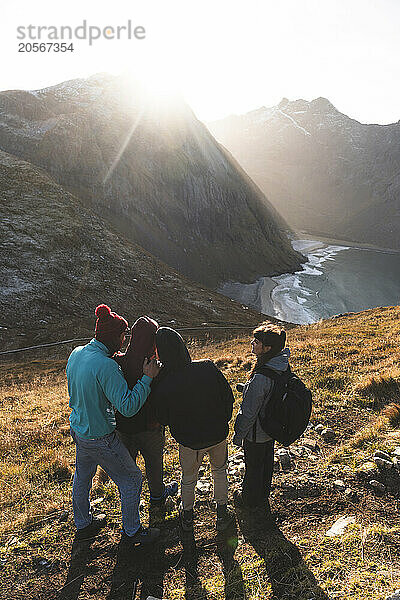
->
xmin=143 ymin=357 xmax=162 ymax=379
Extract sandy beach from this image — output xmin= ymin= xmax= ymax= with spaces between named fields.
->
xmin=220 ymin=238 xmax=400 ymax=324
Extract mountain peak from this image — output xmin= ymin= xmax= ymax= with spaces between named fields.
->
xmin=310 ymin=97 xmax=337 ymax=112
xmin=279 ymin=97 xmax=290 ymax=109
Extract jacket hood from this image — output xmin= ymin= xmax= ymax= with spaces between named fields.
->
xmin=265 ymin=347 xmax=290 ymax=373
xmin=156 ymin=327 xmax=191 ymax=371
xmin=114 ymin=315 xmax=158 ymax=387
xmin=128 ymin=316 xmax=158 ymax=357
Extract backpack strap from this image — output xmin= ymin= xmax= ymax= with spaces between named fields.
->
xmin=254 ymin=365 xmax=290 ymax=381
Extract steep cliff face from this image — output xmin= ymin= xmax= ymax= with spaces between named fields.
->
xmin=209 ymin=98 xmax=400 ymax=249
xmin=0 ymin=74 xmax=303 ymax=287
xmin=0 ymin=150 xmax=266 ymax=350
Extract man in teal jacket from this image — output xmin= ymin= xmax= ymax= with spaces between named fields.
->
xmin=66 ymin=304 xmax=161 ymax=545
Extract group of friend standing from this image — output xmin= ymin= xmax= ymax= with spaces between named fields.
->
xmin=66 ymin=304 xmax=290 ymax=546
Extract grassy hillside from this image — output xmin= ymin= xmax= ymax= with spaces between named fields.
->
xmin=0 ymin=150 xmax=266 ymax=353
xmin=1 ymin=306 xmax=400 ymax=600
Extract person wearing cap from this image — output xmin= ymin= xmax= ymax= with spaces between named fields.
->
xmin=114 ymin=316 xmax=178 ymax=506
xmin=66 ymin=304 xmax=161 ymax=546
xmin=232 ymin=323 xmax=289 ymax=515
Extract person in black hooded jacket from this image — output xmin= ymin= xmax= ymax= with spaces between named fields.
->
xmin=151 ymin=327 xmax=235 ymax=532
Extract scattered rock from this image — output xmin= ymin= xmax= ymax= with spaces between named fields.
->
xmin=301 ymin=439 xmax=319 ymax=452
xmin=196 ymin=480 xmax=212 ymax=494
xmin=194 ymin=498 xmax=209 ymax=507
xmin=356 ymin=461 xmax=377 ymax=479
xmin=321 ymin=428 xmax=335 ymax=442
xmin=139 ymin=500 xmax=146 ymax=513
xmin=228 ymin=462 xmax=245 ymax=476
xmin=393 ymin=458 xmax=400 ymax=471
xmin=315 ymin=424 xmax=325 ymax=434
xmin=344 ymin=488 xmax=359 ymax=502
xmin=273 ymin=457 xmax=280 ymax=472
xmin=374 ymin=457 xmax=394 ymax=470
xmin=302 ymin=446 xmax=313 ymax=456
xmin=59 ymin=425 xmax=70 ymax=436
xmin=326 ymin=516 xmax=356 ymax=537
xmin=276 ymin=449 xmax=292 ymax=470
xmin=369 ymin=480 xmax=385 ymax=494
xmin=333 ymin=479 xmax=346 ymax=493
xmin=198 ymin=466 xmax=205 ymax=477
xmin=227 ymin=454 xmax=246 ymax=480
xmin=281 ymin=484 xmax=297 ymax=499
xmin=288 ymin=446 xmax=304 ymax=458
xmin=58 ymin=510 xmax=69 ymax=523
xmin=296 ymin=479 xmax=322 ymax=499
xmin=386 ymin=590 xmax=400 ymax=600
xmin=374 ymin=450 xmax=392 ymax=462
xmin=90 ymin=497 xmax=104 ymax=507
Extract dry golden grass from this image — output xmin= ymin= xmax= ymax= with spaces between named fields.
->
xmin=355 ymin=369 xmax=400 ymax=409
xmin=2 ymin=305 xmax=400 ymax=599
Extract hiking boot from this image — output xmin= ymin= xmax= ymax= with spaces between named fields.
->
xmin=216 ymin=504 xmax=235 ymax=531
xmin=179 ymin=505 xmax=194 ymax=532
xmin=150 ymin=481 xmax=179 ymax=506
xmin=75 ymin=514 xmax=106 ymax=541
xmin=122 ymin=526 xmax=160 ymax=547
xmin=234 ymin=491 xmax=275 ymax=522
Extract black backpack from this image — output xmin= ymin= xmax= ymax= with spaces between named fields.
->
xmin=255 ymin=365 xmax=312 ymax=447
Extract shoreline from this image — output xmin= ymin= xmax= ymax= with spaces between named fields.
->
xmin=220 ymin=233 xmax=400 ymax=323
xmin=293 ymin=231 xmax=400 ymax=255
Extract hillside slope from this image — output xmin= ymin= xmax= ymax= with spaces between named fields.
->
xmin=0 ymin=150 xmax=265 ymax=351
xmin=0 ymin=74 xmax=303 ymax=287
xmin=209 ymin=98 xmax=400 ymax=249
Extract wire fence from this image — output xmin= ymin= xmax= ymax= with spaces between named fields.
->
xmin=0 ymin=325 xmax=254 ymax=357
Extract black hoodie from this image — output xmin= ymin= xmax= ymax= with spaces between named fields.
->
xmin=152 ymin=328 xmax=234 ymax=449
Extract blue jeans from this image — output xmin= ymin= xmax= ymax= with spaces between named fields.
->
xmin=71 ymin=428 xmax=142 ymax=536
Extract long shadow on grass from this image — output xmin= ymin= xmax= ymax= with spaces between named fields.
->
xmin=57 ymin=536 xmax=97 ymax=600
xmin=216 ymin=521 xmax=246 ymax=600
xmin=180 ymin=517 xmax=246 ymax=600
xmin=107 ymin=504 xmax=178 ymax=600
xmin=181 ymin=528 xmax=208 ymax=600
xmin=237 ymin=509 xmax=330 ymax=600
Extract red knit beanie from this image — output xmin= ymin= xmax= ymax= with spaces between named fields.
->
xmin=94 ymin=304 xmax=128 ymax=340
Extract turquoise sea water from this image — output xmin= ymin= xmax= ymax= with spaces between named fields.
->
xmin=220 ymin=239 xmax=400 ymax=324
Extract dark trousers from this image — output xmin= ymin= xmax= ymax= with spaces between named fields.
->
xmin=117 ymin=427 xmax=165 ymax=499
xmin=242 ymin=439 xmax=275 ymax=509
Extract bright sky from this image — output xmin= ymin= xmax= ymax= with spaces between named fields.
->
xmin=2 ymin=0 xmax=400 ymax=124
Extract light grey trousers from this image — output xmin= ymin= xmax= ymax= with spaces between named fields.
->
xmin=179 ymin=439 xmax=228 ymax=510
